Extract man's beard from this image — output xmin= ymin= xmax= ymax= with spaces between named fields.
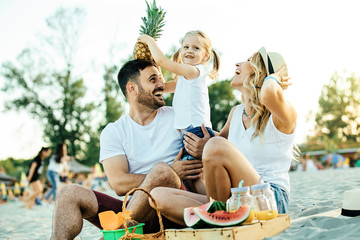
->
xmin=137 ymin=84 xmax=165 ymax=110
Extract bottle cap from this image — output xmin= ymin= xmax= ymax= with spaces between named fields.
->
xmin=231 ymin=186 xmax=250 ymax=193
xmin=250 ymin=182 xmax=270 ymax=191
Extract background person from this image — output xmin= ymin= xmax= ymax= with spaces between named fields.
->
xmin=24 ymin=147 xmax=52 ymax=208
xmin=44 ymin=143 xmax=69 ymax=203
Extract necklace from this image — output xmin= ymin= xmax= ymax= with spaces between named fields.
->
xmin=243 ymin=109 xmax=255 ymax=118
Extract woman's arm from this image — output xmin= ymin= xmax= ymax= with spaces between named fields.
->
xmin=219 ymin=106 xmax=237 ymax=139
xmin=260 ymin=67 xmax=297 ymax=134
xmin=137 ymin=34 xmax=200 ymax=80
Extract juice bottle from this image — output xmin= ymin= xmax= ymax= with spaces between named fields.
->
xmin=226 ymin=187 xmax=241 ymax=212
xmin=251 ymin=183 xmax=278 ymax=221
xmin=226 ymin=186 xmax=254 ymax=211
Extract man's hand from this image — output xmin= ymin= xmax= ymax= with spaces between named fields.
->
xmin=172 ymin=148 xmax=203 ymax=181
xmin=183 ymin=124 xmax=211 ymax=159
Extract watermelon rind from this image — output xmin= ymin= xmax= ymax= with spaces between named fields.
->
xmin=183 ymin=199 xmax=228 ymax=228
xmin=207 ymin=200 xmax=226 ymax=213
xmin=183 ymin=200 xmax=213 ymax=228
xmin=193 ymin=205 xmax=251 ymax=227
xmin=184 ymin=207 xmax=207 ymax=228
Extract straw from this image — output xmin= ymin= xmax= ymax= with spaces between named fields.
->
xmin=237 ymin=180 xmax=244 ymax=210
xmin=238 ymin=180 xmax=244 ymax=188
xmin=258 ymin=172 xmax=266 ymax=184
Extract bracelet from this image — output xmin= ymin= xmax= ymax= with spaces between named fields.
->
xmin=264 ymin=76 xmax=280 ymax=84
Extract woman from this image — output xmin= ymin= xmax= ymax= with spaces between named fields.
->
xmin=44 ymin=143 xmax=70 ymax=202
xmin=148 ymin=47 xmax=297 ymax=225
xmin=24 ymin=147 xmax=52 ymax=208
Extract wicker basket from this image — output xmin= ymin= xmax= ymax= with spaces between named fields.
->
xmin=119 ymin=187 xmax=165 ymax=240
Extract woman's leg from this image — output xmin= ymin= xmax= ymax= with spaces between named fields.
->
xmin=202 ymin=137 xmax=260 ymax=202
xmin=45 ymin=171 xmax=57 ymax=200
xmin=149 ymin=187 xmax=207 ymax=226
xmin=24 ymin=181 xmax=37 ymax=208
xmin=52 ymin=172 xmax=60 ymax=200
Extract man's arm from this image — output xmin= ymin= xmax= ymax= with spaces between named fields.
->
xmin=102 ymin=155 xmax=145 ymax=196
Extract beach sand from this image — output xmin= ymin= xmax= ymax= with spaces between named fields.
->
xmin=1 ymin=168 xmax=359 ymax=239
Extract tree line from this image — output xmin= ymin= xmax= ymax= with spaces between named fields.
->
xmin=1 ymin=7 xmax=359 ymax=177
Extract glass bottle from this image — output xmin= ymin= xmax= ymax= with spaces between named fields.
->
xmin=251 ymin=183 xmax=278 ymax=220
xmin=226 ymin=186 xmax=253 ymax=212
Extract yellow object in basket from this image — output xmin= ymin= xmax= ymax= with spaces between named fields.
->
xmin=255 ymin=210 xmax=278 ymax=220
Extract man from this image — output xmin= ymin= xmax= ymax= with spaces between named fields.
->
xmin=50 ymin=59 xmax=210 ymax=239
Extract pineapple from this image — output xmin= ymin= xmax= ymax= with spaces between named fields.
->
xmin=133 ymin=0 xmax=166 ymax=63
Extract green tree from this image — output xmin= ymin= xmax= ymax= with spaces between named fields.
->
xmin=209 ymin=80 xmax=241 ymax=131
xmin=82 ymin=63 xmax=126 ymax=166
xmin=309 ymin=72 xmax=360 ymax=150
xmin=1 ymin=7 xmax=94 ymax=158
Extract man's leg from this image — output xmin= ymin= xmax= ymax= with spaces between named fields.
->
xmin=50 ymin=184 xmax=98 ymax=240
xmin=126 ymin=162 xmax=181 ymax=223
xmin=149 ymin=187 xmax=207 ymax=226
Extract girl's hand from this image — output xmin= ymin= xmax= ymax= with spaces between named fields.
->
xmin=269 ymin=66 xmax=292 ymax=90
xmin=137 ymin=34 xmax=155 ymax=45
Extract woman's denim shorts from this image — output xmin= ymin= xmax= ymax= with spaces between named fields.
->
xmin=270 ymin=183 xmax=289 ymax=214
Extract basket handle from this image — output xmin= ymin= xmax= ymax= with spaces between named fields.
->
xmin=121 ymin=187 xmax=164 ymax=237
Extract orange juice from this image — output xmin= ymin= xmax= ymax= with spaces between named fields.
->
xmin=255 ymin=210 xmax=278 ymax=220
xmin=244 ymin=209 xmax=256 ymax=223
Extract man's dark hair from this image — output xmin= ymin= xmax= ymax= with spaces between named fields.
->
xmin=117 ymin=59 xmax=154 ymax=98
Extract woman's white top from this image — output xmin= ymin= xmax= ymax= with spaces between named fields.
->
xmin=47 ymin=155 xmax=64 ymax=173
xmin=172 ymin=64 xmax=212 ymax=129
xmin=228 ymin=104 xmax=296 ymax=193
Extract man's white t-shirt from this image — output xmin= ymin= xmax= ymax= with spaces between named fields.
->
xmin=99 ymin=106 xmax=182 ymax=174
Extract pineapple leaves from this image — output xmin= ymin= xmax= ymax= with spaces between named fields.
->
xmin=138 ymin=0 xmax=166 ymax=40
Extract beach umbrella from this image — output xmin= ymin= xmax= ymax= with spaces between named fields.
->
xmin=14 ymin=182 xmax=21 ymax=196
xmin=94 ymin=163 xmax=103 ymax=178
xmin=320 ymin=153 xmax=345 ymax=164
xmin=20 ymin=172 xmax=28 ymax=188
xmin=1 ymin=183 xmax=7 ymax=200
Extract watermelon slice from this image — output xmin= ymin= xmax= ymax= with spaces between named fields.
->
xmin=193 ymin=205 xmax=251 ymax=227
xmin=184 ymin=199 xmax=227 ymax=228
xmin=184 ymin=207 xmax=207 ymax=228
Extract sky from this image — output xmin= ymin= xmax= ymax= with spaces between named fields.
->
xmin=0 ymin=0 xmax=359 ymax=160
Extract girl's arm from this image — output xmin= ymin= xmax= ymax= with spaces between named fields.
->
xmin=164 ymin=80 xmax=176 ymax=93
xmin=137 ymin=34 xmax=200 ymax=80
xmin=27 ymin=162 xmax=37 ymax=182
xmin=260 ymin=67 xmax=297 ymax=134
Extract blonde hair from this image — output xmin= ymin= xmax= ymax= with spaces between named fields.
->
xmin=244 ymin=52 xmax=288 ymax=140
xmin=172 ymin=30 xmax=220 ymax=80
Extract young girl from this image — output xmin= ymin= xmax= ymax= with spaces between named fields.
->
xmin=137 ymin=31 xmax=220 ymax=161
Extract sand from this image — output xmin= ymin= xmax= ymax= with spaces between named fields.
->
xmin=1 ymin=168 xmax=360 ymax=240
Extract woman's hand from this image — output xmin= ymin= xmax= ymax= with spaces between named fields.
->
xmin=269 ymin=66 xmax=292 ymax=90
